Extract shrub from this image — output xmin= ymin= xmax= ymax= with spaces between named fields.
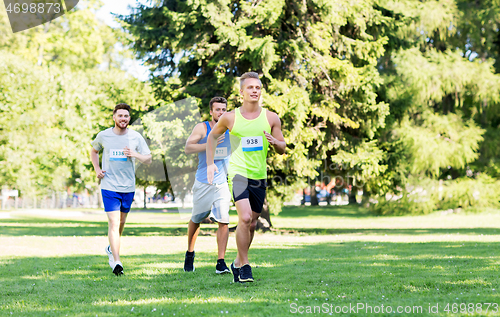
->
xmin=370 ymin=175 xmax=500 ymax=215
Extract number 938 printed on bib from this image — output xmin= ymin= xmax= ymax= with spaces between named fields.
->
xmin=241 ymin=136 xmax=263 ymax=152
xmin=4 ymin=0 xmax=79 ymax=33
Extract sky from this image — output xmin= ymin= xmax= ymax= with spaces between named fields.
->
xmin=96 ymin=0 xmax=151 ymax=80
xmin=96 ymin=0 xmax=144 ymax=28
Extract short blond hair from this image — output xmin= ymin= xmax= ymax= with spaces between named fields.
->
xmin=240 ymin=72 xmax=261 ymax=89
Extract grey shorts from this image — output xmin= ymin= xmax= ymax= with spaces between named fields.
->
xmin=191 ymin=179 xmax=230 ymax=224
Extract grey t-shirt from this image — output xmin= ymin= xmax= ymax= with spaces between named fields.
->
xmin=91 ymin=128 xmax=151 ymax=193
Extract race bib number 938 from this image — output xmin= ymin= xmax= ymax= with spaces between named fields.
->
xmin=242 ymin=136 xmax=263 ymax=152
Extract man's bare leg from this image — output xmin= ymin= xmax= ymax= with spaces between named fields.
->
xmin=217 ymin=222 xmax=229 ymax=260
xmin=187 ymin=220 xmax=201 ymax=252
xmin=184 ymin=219 xmax=200 ymax=272
xmin=233 ymin=199 xmax=260 ymax=267
xmin=119 ymin=212 xmax=128 ymax=236
xmin=107 ymin=210 xmax=122 ymax=263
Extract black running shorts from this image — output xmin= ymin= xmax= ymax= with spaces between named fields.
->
xmin=232 ymin=174 xmax=267 ymax=213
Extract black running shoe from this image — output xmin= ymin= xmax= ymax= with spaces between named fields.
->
xmin=113 ymin=263 xmax=124 ymax=276
xmin=230 ymin=262 xmax=240 ymax=283
xmin=239 ymin=264 xmax=254 ymax=283
xmin=216 ymin=260 xmax=230 ymax=274
xmin=184 ymin=251 xmax=195 ymax=272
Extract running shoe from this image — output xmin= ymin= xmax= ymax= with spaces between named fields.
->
xmin=239 ymin=264 xmax=254 ymax=283
xmin=112 ymin=261 xmax=124 ymax=276
xmin=105 ymin=245 xmax=114 ymax=269
xmin=184 ymin=251 xmax=195 ymax=272
xmin=216 ymin=260 xmax=230 ymax=274
xmin=230 ymin=262 xmax=240 ymax=283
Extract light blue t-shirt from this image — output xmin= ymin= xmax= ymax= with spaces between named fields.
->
xmin=91 ymin=128 xmax=151 ymax=193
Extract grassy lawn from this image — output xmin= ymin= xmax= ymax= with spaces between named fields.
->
xmin=1 ymin=205 xmax=500 ymax=316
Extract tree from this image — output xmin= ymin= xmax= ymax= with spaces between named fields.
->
xmin=122 ymin=0 xmax=500 ymax=217
xmin=369 ymin=0 xmax=500 ymax=213
xmin=0 ymin=0 xmax=127 ymax=70
xmin=0 ymin=0 xmax=157 ymax=203
xmin=0 ymin=51 xmax=155 ymax=198
xmin=122 ymin=0 xmax=391 ymax=222
xmin=133 ymin=97 xmax=202 ymax=209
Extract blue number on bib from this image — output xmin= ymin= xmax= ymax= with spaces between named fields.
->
xmin=214 ymin=147 xmax=228 ymax=160
xmin=110 ymin=149 xmax=127 ymax=161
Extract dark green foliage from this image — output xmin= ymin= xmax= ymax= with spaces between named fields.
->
xmin=123 ymin=0 xmax=391 ymax=214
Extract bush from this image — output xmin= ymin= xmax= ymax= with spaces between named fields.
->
xmin=437 ymin=174 xmax=500 ymax=211
xmin=370 ymin=175 xmax=500 ymax=215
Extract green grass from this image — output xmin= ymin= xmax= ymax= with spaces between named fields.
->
xmin=1 ymin=205 xmax=500 ymax=316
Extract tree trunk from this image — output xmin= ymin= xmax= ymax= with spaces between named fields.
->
xmin=362 ymin=187 xmax=370 ymax=208
xmin=51 ymin=191 xmax=56 ymax=209
xmin=143 ymin=187 xmax=147 ymax=209
xmin=310 ymin=185 xmax=319 ymax=206
xmin=348 ymin=189 xmax=357 ymax=204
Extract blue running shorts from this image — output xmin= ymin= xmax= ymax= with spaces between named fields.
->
xmin=101 ymin=189 xmax=135 ymax=213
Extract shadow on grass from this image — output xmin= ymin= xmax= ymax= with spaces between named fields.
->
xmin=0 ymin=224 xmax=223 ymax=237
xmin=0 ymin=215 xmax=215 ymax=236
xmin=1 ymin=219 xmax=499 ymax=237
xmin=279 ymin=205 xmax=372 ymax=218
xmin=275 ymin=227 xmax=500 ymax=235
xmin=0 ymin=216 xmax=222 ymax=236
xmin=1 ymin=241 xmax=499 ymax=316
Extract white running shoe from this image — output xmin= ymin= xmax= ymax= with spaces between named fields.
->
xmin=105 ymin=245 xmax=114 ymax=269
xmin=112 ymin=261 xmax=124 ymax=276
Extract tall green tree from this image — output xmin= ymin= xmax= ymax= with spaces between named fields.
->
xmin=123 ymin=0 xmax=391 ymax=218
xmin=0 ymin=51 xmax=155 ymax=197
xmin=0 ymin=0 xmax=156 ymax=200
xmin=0 ymin=0 xmax=124 ymax=69
xmin=370 ymin=0 xmax=500 ymax=213
xmin=123 ymin=0 xmax=500 ymax=216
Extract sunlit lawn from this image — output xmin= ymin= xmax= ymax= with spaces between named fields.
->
xmin=1 ymin=205 xmax=500 ymax=316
